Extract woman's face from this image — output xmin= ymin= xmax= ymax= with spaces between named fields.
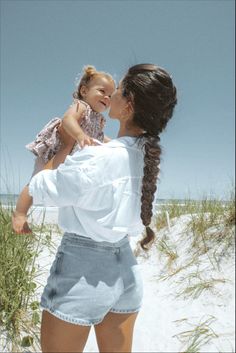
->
xmin=108 ymin=81 xmax=129 ymax=120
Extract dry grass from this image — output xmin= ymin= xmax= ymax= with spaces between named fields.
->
xmin=173 ymin=315 xmax=218 ymax=353
xmin=151 ymin=190 xmax=235 ymax=352
xmin=0 ymin=204 xmax=54 ymax=351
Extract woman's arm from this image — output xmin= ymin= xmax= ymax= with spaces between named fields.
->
xmin=29 ymin=151 xmax=97 ymax=208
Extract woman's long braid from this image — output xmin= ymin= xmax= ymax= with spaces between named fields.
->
xmin=140 ymin=135 xmax=161 ymax=249
xmin=122 ymin=64 xmax=177 ymax=250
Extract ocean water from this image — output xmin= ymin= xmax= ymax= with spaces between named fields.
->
xmin=0 ymin=193 xmax=176 ymax=207
xmin=0 ymin=193 xmax=19 ymax=206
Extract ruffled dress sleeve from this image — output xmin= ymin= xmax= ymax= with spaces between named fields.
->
xmin=25 ymin=117 xmax=62 ymax=163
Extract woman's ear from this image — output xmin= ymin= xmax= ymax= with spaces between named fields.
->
xmin=80 ymin=85 xmax=88 ymax=98
xmin=123 ymin=101 xmax=134 ymax=120
xmin=127 ymin=101 xmax=134 ymax=115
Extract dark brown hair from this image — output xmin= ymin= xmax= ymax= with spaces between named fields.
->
xmin=73 ymin=65 xmax=114 ymax=100
xmin=121 ymin=64 xmax=177 ymax=250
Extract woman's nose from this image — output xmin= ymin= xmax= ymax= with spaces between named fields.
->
xmin=104 ymin=95 xmax=111 ymax=102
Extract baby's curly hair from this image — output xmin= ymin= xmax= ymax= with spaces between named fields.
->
xmin=122 ymin=64 xmax=177 ymax=250
xmin=73 ymin=65 xmax=114 ymax=100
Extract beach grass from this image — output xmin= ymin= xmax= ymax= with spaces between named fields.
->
xmin=151 ymin=190 xmax=235 ymax=352
xmin=0 ymin=203 xmax=55 ymax=352
xmin=173 ymin=315 xmax=218 ymax=353
xmin=188 ymin=194 xmax=235 ymax=268
xmin=156 ymin=235 xmax=178 ymax=270
xmin=175 ymin=273 xmax=228 ymax=300
xmin=155 ymin=191 xmax=235 ymax=231
xmin=155 ymin=188 xmax=235 ymax=272
xmin=155 ymin=198 xmax=198 ymax=230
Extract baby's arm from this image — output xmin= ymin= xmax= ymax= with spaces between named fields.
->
xmin=62 ymin=102 xmax=95 ymax=148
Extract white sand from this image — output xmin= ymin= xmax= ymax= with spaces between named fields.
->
xmin=2 ymin=207 xmax=235 ymax=352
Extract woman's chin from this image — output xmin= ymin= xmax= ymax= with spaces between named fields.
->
xmin=108 ymin=112 xmax=117 ymax=119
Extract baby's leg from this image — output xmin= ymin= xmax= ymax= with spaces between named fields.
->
xmin=12 ymin=157 xmax=45 ymax=234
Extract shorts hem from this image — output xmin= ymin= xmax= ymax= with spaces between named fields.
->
xmin=41 ymin=307 xmax=104 ymax=326
xmin=109 ymin=306 xmax=141 ymax=314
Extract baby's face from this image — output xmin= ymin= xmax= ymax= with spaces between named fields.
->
xmin=80 ymin=76 xmax=115 ymax=113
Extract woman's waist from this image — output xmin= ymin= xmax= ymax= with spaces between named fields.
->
xmin=62 ymin=232 xmax=130 ymax=250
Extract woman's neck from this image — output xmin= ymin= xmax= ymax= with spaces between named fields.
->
xmin=117 ymin=122 xmax=144 ymax=138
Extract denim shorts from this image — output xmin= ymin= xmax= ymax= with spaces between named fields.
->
xmin=40 ymin=233 xmax=143 ymax=326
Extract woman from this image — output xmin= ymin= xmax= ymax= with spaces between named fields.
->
xmin=28 ymin=63 xmax=177 ymax=352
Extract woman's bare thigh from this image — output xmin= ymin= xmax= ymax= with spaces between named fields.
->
xmin=40 ymin=310 xmax=91 ymax=353
xmin=94 ymin=311 xmax=139 ymax=353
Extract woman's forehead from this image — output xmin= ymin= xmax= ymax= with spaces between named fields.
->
xmin=117 ymin=79 xmax=123 ymax=88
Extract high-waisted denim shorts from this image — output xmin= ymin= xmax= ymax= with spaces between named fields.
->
xmin=40 ymin=233 xmax=143 ymax=326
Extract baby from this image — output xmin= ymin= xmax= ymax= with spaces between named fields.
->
xmin=12 ymin=65 xmax=115 ymax=234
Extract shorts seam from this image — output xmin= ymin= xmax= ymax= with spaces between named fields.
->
xmin=109 ymin=306 xmax=141 ymax=314
xmin=41 ymin=307 xmax=103 ymax=326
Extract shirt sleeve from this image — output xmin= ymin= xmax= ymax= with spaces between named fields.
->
xmin=28 ymin=147 xmax=107 ymax=207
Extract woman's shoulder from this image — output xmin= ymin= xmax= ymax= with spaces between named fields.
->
xmin=67 ymin=137 xmax=140 ymax=165
xmin=60 ymin=137 xmax=144 ymax=185
xmin=104 ymin=136 xmax=141 ymax=151
xmin=95 ymin=137 xmax=143 ymax=167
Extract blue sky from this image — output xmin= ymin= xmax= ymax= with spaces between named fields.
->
xmin=0 ymin=0 xmax=235 ymax=199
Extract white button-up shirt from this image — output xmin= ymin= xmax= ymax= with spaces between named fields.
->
xmin=29 ymin=136 xmax=145 ymax=242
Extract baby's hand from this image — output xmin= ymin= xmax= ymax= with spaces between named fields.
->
xmin=76 ymin=132 xmax=100 ymax=148
xmin=12 ymin=211 xmax=32 ymax=234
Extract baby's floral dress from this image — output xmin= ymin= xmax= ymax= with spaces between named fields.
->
xmin=26 ymin=100 xmax=106 ymax=163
